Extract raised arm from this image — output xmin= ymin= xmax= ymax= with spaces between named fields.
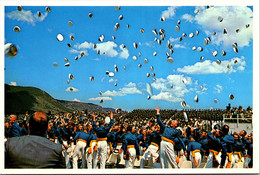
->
xmin=156 ymin=107 xmax=165 ymax=131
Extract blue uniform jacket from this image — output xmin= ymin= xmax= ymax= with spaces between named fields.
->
xmin=107 ymin=131 xmax=116 ymax=145
xmin=122 ymin=132 xmax=140 ymax=156
xmin=93 ymin=119 xmax=114 ymax=138
xmin=114 ymin=131 xmax=125 ymax=149
xmin=220 ymin=134 xmax=235 ymax=166
xmin=137 ymin=133 xmax=145 ymax=147
xmin=233 ymin=138 xmax=246 ymax=155
xmin=9 ymin=122 xmax=23 ymax=137
xmin=156 ymin=114 xmax=185 ymax=148
xmin=74 ymin=131 xmax=89 ymax=142
xmin=181 ymin=136 xmax=189 ymax=147
xmin=207 ymin=132 xmax=222 ymax=152
xmin=145 ymin=131 xmax=161 ymax=148
xmin=186 ymin=140 xmax=203 ymax=160
xmin=87 ymin=133 xmax=97 ymax=147
xmin=60 ymin=126 xmax=73 ymax=145
xmin=199 ymin=137 xmax=208 ymax=156
xmin=241 ymin=136 xmax=251 ymax=148
xmin=174 ymin=137 xmax=186 ymax=152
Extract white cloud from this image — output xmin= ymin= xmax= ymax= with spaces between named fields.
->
xmin=70 ymin=41 xmax=93 ymax=54
xmin=7 ymin=10 xmax=48 ymax=25
xmin=214 ymin=84 xmax=223 ymax=94
xmin=194 ymin=6 xmax=253 ymax=48
xmin=161 ymin=6 xmax=177 ymax=19
xmin=9 ymin=81 xmax=17 ymax=86
xmin=177 ymin=56 xmax=246 ymax=74
xmin=182 ymin=14 xmax=194 ymax=22
xmin=71 ymin=41 xmax=129 ymax=59
xmin=119 ymin=45 xmax=129 ymax=59
xmin=174 ymin=44 xmax=186 ymax=49
xmin=102 ymin=82 xmax=142 ymax=97
xmin=150 ymin=74 xmax=192 ymax=103
xmin=66 ymin=87 xmax=79 ymax=92
xmin=73 ymin=98 xmax=80 ymax=102
xmin=74 ymin=41 xmax=94 ymax=50
xmin=152 ymin=92 xmax=183 ymax=103
xmin=96 ymin=41 xmax=118 ymax=57
xmin=89 ymin=97 xmax=112 ymax=101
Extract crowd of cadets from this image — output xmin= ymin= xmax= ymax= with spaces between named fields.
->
xmin=4 ymin=107 xmax=253 ymax=169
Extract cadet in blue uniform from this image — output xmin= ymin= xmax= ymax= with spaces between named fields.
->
xmin=186 ymin=135 xmax=203 ymax=168
xmin=174 ymin=128 xmax=187 ymax=164
xmin=205 ymin=129 xmax=223 ymax=168
xmin=9 ymin=114 xmax=24 ymax=137
xmin=72 ymin=127 xmax=90 ymax=169
xmin=198 ymin=131 xmax=208 ymax=161
xmin=140 ymin=124 xmax=161 ymax=168
xmin=60 ymin=121 xmax=74 ymax=169
xmin=122 ymin=125 xmax=140 ymax=169
xmin=156 ymin=107 xmax=184 ymax=168
xmin=85 ymin=125 xmax=97 ymax=169
xmin=114 ymin=125 xmax=125 ymax=166
xmin=233 ymin=133 xmax=245 ymax=165
xmin=220 ymin=125 xmax=235 ymax=168
xmin=239 ymin=130 xmax=251 ymax=156
xmin=136 ymin=129 xmax=145 ymax=156
xmin=92 ymin=112 xmax=114 ymax=169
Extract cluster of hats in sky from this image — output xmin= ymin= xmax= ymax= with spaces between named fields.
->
xmin=5 ymin=5 xmax=245 ymax=108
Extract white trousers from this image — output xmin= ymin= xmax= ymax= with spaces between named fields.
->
xmin=125 ymin=147 xmax=136 ymax=169
xmin=62 ymin=140 xmax=71 ymax=169
xmin=205 ymin=151 xmax=221 ymax=168
xmin=233 ymin=153 xmax=243 ymax=163
xmin=160 ymin=140 xmax=178 ymax=168
xmin=86 ymin=142 xmax=97 ymax=169
xmin=189 ymin=152 xmax=201 ymax=168
xmin=140 ymin=144 xmax=159 ymax=168
xmin=224 ymin=154 xmax=235 ymax=168
xmin=72 ymin=141 xmax=86 ymax=169
xmin=115 ymin=144 xmax=124 ymax=164
xmin=93 ymin=140 xmax=107 ymax=169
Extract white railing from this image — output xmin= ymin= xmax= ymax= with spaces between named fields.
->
xmin=223 ymin=114 xmax=252 ymax=128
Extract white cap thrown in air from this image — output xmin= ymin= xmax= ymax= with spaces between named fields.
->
xmin=57 ymin=34 xmax=64 ymax=41
xmin=105 ymin=117 xmax=110 ymax=124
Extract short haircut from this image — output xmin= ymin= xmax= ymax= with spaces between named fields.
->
xmin=29 ymin=111 xmax=49 ymax=136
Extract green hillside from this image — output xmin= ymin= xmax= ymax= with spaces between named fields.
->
xmin=5 ymin=84 xmax=72 ymax=114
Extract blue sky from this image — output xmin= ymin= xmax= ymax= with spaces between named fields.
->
xmin=4 ymin=6 xmax=254 ymax=111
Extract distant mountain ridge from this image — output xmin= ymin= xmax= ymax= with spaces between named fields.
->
xmin=5 ymin=84 xmax=113 ymax=115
